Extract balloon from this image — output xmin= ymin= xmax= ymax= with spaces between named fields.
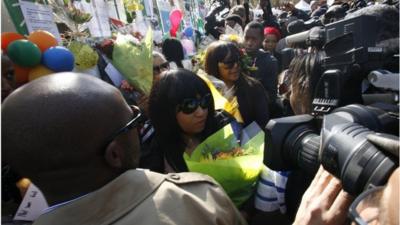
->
xmin=28 ymin=30 xmax=58 ymax=52
xmin=7 ymin=40 xmax=41 ymax=67
xmin=42 ymin=46 xmax=75 ymax=72
xmin=169 ymin=10 xmax=183 ymax=30
xmin=170 ymin=28 xmax=177 ymax=37
xmin=1 ymin=32 xmax=25 ymax=52
xmin=13 ymin=64 xmax=31 ymax=84
xmin=28 ymin=65 xmax=54 ymax=81
xmin=183 ymin=26 xmax=193 ymax=38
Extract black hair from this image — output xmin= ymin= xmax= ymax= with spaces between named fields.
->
xmin=148 ymin=69 xmax=216 ymax=171
xmin=204 ymin=41 xmax=271 ymax=127
xmin=204 ymin=41 xmax=241 ymax=79
xmin=289 ymin=52 xmax=324 ymax=114
xmin=244 ymin=21 xmax=264 ymax=37
xmin=162 ymin=38 xmax=185 ymax=68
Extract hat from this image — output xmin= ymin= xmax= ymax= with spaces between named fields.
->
xmin=264 ymin=26 xmax=281 ymax=40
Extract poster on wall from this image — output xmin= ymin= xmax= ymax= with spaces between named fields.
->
xmin=107 ymin=0 xmax=127 ymax=23
xmin=156 ymin=0 xmax=171 ymax=34
xmin=74 ymin=0 xmax=111 ymax=37
xmin=143 ymin=0 xmax=154 ymax=17
xmin=19 ymin=0 xmax=61 ymax=42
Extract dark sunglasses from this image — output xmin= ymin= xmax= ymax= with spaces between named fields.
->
xmin=221 ymin=56 xmax=240 ymax=69
xmin=177 ymin=94 xmax=212 ymax=114
xmin=105 ymin=105 xmax=144 ymax=145
xmin=153 ymin=62 xmax=170 ymax=74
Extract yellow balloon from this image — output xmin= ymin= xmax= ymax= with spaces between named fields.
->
xmin=28 ymin=65 xmax=54 ymax=81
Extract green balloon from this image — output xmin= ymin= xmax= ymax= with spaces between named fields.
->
xmin=7 ymin=40 xmax=42 ymax=67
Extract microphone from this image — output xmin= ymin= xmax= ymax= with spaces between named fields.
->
xmin=285 ymin=29 xmax=310 ymax=46
xmin=285 ymin=26 xmax=325 ymax=47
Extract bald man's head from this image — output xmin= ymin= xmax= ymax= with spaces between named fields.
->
xmin=2 ymin=73 xmax=136 ymax=178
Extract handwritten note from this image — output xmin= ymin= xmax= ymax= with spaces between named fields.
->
xmin=19 ymin=0 xmax=61 ymax=42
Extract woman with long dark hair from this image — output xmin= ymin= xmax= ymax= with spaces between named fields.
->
xmin=204 ymin=41 xmax=270 ymax=129
xmin=147 ymin=68 xmax=233 ymax=172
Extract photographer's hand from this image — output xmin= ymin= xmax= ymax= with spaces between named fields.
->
xmin=293 ymin=166 xmax=353 ymax=225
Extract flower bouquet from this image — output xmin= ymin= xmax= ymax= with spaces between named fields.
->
xmin=112 ymin=29 xmax=153 ymax=95
xmin=184 ymin=122 xmax=265 ymax=207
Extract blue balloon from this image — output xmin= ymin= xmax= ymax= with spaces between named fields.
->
xmin=183 ymin=26 xmax=194 ymax=38
xmin=42 ymin=46 xmax=75 ymax=72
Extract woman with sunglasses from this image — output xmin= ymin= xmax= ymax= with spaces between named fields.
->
xmin=146 ymin=68 xmax=235 ymax=173
xmin=204 ymin=41 xmax=270 ymax=129
xmin=145 ymin=68 xmax=264 ymax=221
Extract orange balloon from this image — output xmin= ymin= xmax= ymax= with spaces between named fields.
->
xmin=28 ymin=30 xmax=58 ymax=52
xmin=13 ymin=64 xmax=31 ymax=84
xmin=28 ymin=65 xmax=54 ymax=81
xmin=1 ymin=32 xmax=25 ymax=52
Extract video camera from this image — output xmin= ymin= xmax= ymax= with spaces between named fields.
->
xmin=265 ymin=9 xmax=399 ymax=195
xmin=265 ymin=103 xmax=399 ymax=195
xmin=285 ymin=14 xmax=399 ymax=115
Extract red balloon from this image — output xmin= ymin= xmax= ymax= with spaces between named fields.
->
xmin=169 ymin=10 xmax=183 ymax=30
xmin=1 ymin=32 xmax=25 ymax=52
xmin=170 ymin=27 xmax=178 ymax=37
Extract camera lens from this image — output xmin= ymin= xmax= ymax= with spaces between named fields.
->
xmin=321 ymin=122 xmax=397 ymax=195
xmin=284 ymin=125 xmax=320 ymax=174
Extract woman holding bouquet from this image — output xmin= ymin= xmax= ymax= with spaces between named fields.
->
xmin=145 ymin=69 xmax=263 ymax=218
xmin=147 ymin=68 xmax=234 ymax=173
xmin=204 ymin=41 xmax=270 ymax=129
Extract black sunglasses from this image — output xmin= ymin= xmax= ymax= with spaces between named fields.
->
xmin=177 ymin=94 xmax=212 ymax=114
xmin=221 ymin=55 xmax=240 ymax=69
xmin=105 ymin=105 xmax=144 ymax=145
xmin=153 ymin=62 xmax=170 ymax=74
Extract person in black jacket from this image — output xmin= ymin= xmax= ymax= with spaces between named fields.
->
xmin=204 ymin=40 xmax=270 ymax=129
xmin=243 ymin=22 xmax=280 ymax=117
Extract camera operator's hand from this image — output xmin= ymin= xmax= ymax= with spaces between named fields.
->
xmin=293 ymin=166 xmax=353 ymax=225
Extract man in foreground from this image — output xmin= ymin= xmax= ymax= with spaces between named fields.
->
xmin=2 ymin=73 xmax=247 ymax=225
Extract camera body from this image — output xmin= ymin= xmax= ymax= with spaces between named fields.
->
xmin=285 ymin=14 xmax=398 ymax=115
xmin=266 ymin=11 xmax=399 ymax=196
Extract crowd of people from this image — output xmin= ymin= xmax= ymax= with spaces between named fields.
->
xmin=2 ymin=0 xmax=399 ymax=224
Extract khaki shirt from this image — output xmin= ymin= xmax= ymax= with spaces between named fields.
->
xmin=33 ymin=170 xmax=247 ymax=225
